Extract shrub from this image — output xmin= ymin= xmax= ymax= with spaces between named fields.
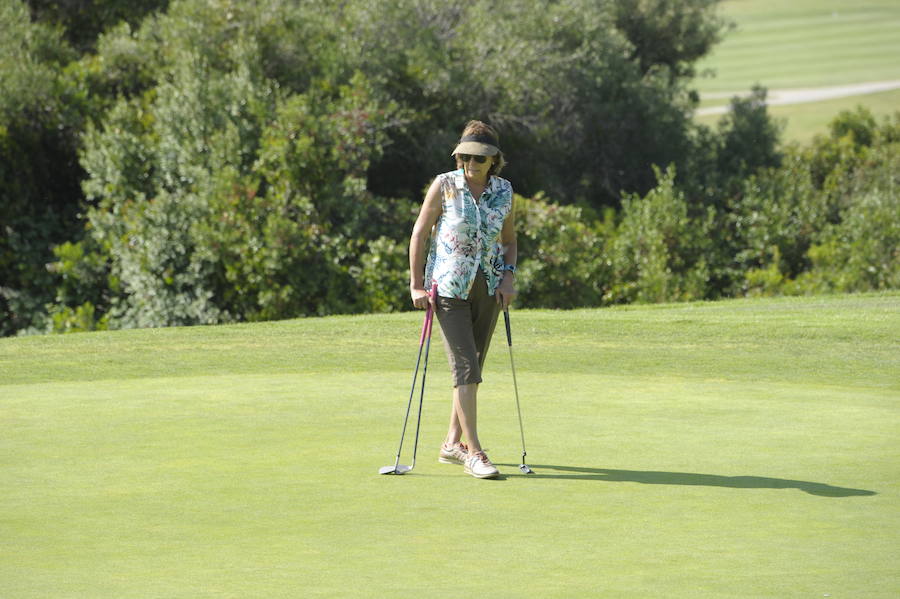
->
xmin=800 ymin=186 xmax=899 ymax=293
xmin=0 ymin=0 xmax=84 ymax=335
xmin=356 ymin=236 xmax=410 ymax=313
xmin=515 ymin=194 xmax=610 ymax=309
xmin=607 ymin=165 xmax=712 ymax=304
xmin=731 ymin=153 xmax=827 ymax=285
xmin=738 ymin=109 xmax=900 ymax=296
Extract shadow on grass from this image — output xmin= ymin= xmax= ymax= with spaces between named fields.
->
xmin=498 ymin=464 xmax=876 ymax=497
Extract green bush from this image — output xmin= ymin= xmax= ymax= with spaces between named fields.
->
xmin=47 ymin=302 xmax=109 ymax=334
xmin=515 ymin=194 xmax=610 ymax=309
xmin=27 ymin=0 xmax=169 ymax=52
xmin=738 ymin=109 xmax=899 ymax=297
xmin=73 ymin=35 xmax=278 ymax=327
xmin=356 ymin=236 xmax=410 ymax=313
xmin=66 ymin=20 xmax=411 ymax=326
xmin=607 ymin=166 xmax=712 ymax=304
xmin=731 ymin=154 xmax=826 ymax=284
xmin=7 ymin=0 xmax=897 ymax=335
xmin=44 ymin=239 xmax=113 ymax=330
xmin=800 ymin=182 xmax=899 ymax=293
xmin=0 ymin=0 xmax=85 ymax=335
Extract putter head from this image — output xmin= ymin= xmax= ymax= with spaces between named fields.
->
xmin=519 ymin=464 xmax=534 ymax=474
xmin=379 ymin=464 xmax=412 ymax=475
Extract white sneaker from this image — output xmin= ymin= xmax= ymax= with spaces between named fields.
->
xmin=439 ymin=442 xmax=469 ymax=465
xmin=464 ymin=451 xmax=499 ymax=479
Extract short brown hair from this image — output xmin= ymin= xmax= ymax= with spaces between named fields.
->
xmin=453 ymin=120 xmax=506 ymax=176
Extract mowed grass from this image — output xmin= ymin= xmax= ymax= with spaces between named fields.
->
xmin=696 ymin=87 xmax=900 ymax=143
xmin=693 ymin=0 xmax=900 ymax=142
xmin=1 ymin=293 xmax=899 ymax=598
xmin=695 ymin=0 xmax=900 ymax=93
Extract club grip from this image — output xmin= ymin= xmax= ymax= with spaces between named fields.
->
xmin=418 ymin=282 xmax=437 ymax=343
xmin=418 ymin=310 xmax=430 ymax=345
xmin=503 ymin=310 xmax=512 ymax=346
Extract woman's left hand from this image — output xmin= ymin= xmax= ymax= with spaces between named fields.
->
xmin=496 ymin=272 xmax=517 ymax=310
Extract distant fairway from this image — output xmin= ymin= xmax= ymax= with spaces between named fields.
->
xmin=2 ymin=293 xmax=899 ymax=597
xmin=696 ymin=87 xmax=900 ymax=143
xmin=694 ymin=0 xmax=900 ymax=140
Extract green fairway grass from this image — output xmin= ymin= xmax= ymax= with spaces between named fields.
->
xmin=695 ymin=0 xmax=900 ymax=94
xmin=696 ymin=87 xmax=900 ymax=143
xmin=768 ymin=87 xmax=900 ymax=143
xmin=2 ymin=294 xmax=899 ymax=597
xmin=694 ymin=0 xmax=900 ymax=142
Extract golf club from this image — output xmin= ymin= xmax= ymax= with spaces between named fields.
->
xmin=504 ymin=309 xmax=534 ymax=474
xmin=379 ymin=284 xmax=437 ymax=475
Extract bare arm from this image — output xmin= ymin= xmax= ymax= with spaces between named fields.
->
xmin=409 ymin=177 xmax=443 ymax=309
xmin=496 ymin=196 xmax=517 ymax=309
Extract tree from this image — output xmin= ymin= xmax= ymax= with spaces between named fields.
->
xmin=1 ymin=0 xmax=801 ymax=335
xmin=0 ymin=0 xmax=83 ymax=335
xmin=25 ymin=0 xmax=169 ymax=52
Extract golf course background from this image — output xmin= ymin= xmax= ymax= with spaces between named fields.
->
xmin=693 ymin=0 xmax=900 ymax=141
xmin=3 ymin=1 xmax=900 ymax=596
xmin=2 ymin=293 xmax=898 ymax=597
xmin=5 ymin=0 xmax=899 ymax=337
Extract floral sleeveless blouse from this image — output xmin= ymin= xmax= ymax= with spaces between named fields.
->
xmin=425 ymin=169 xmax=514 ymax=299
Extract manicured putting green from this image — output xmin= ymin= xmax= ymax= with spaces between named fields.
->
xmin=1 ymin=293 xmax=898 ymax=597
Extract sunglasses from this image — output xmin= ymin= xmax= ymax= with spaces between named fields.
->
xmin=458 ymin=154 xmax=489 ymax=164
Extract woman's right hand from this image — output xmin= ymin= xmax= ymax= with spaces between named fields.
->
xmin=410 ymin=286 xmax=434 ymax=310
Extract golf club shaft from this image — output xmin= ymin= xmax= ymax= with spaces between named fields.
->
xmin=391 ymin=302 xmax=432 ymax=469
xmin=410 ymin=284 xmax=438 ymax=467
xmin=504 ymin=310 xmax=528 ymax=462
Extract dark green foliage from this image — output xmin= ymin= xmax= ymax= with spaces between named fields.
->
xmin=1 ymin=0 xmax=896 ymax=335
xmin=740 ymin=111 xmax=900 ymax=296
xmin=614 ymin=0 xmax=725 ymax=80
xmin=715 ymin=86 xmax=784 ymax=192
xmin=607 ymin=166 xmax=713 ymax=304
xmin=26 ymin=0 xmax=169 ymax=52
xmin=514 ymin=195 xmax=610 ymax=309
xmin=731 ymin=157 xmax=825 ymax=282
xmin=683 ymin=86 xmax=786 ymax=296
xmin=1 ymin=0 xmax=85 ymax=335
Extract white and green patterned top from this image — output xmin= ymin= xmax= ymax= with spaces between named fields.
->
xmin=424 ymin=169 xmax=513 ymax=299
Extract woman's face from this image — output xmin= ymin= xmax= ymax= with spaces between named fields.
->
xmin=459 ymin=154 xmax=494 ymax=181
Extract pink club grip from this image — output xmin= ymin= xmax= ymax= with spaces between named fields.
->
xmin=427 ymin=282 xmax=437 ymax=333
xmin=418 ymin=283 xmax=438 ymax=345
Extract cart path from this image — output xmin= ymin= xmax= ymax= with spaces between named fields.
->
xmin=697 ymin=80 xmax=900 ymax=116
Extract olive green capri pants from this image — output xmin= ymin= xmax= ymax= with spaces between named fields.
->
xmin=434 ymin=268 xmax=501 ymax=388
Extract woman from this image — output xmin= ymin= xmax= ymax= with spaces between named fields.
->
xmin=409 ymin=120 xmax=517 ymax=479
